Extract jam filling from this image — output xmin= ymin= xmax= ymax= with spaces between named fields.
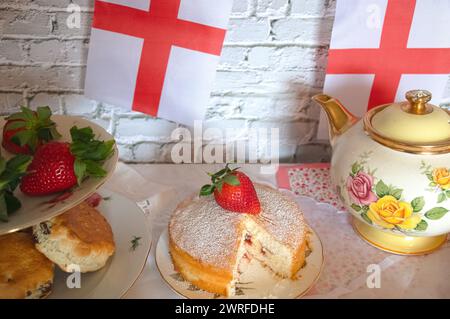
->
xmin=244 ymin=233 xmax=252 ymax=245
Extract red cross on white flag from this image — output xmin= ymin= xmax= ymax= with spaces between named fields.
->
xmin=317 ymin=0 xmax=450 ymax=139
xmin=84 ymin=0 xmax=233 ymax=125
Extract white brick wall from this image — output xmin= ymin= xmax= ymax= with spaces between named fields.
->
xmin=1 ymin=1 xmax=447 ymax=163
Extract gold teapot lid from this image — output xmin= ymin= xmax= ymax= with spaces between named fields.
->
xmin=364 ymin=90 xmax=450 ymax=154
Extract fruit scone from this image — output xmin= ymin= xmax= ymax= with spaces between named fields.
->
xmin=169 ymin=165 xmax=308 ymax=297
xmin=33 ymin=201 xmax=116 ymax=273
xmin=0 ymin=232 xmax=54 ymax=299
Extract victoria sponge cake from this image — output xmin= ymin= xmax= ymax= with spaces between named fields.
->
xmin=0 ymin=232 xmax=54 ymax=299
xmin=169 ymin=183 xmax=308 ymax=297
xmin=33 ymin=202 xmax=115 ymax=273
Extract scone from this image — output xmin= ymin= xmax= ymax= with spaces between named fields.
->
xmin=0 ymin=232 xmax=54 ymax=299
xmin=33 ymin=202 xmax=115 ymax=273
xmin=169 ymin=183 xmax=308 ymax=296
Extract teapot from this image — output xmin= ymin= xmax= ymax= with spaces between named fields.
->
xmin=313 ymin=90 xmax=450 ymax=255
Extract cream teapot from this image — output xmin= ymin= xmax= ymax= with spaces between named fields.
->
xmin=313 ymin=90 xmax=450 ymax=255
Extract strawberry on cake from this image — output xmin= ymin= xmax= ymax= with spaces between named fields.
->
xmin=169 ymin=165 xmax=308 ymax=297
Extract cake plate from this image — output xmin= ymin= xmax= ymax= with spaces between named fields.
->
xmin=155 ymin=227 xmax=323 ymax=299
xmin=0 ymin=115 xmax=118 ymax=235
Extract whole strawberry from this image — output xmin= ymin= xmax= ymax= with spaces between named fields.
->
xmin=2 ymin=106 xmax=61 ymax=155
xmin=200 ymin=164 xmax=261 ymax=215
xmin=20 ymin=126 xmax=115 ymax=196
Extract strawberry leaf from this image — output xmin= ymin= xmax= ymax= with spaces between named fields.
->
xmin=0 ymin=194 xmax=7 ymax=222
xmin=84 ymin=160 xmax=107 ymax=177
xmin=6 ymin=154 xmax=32 ymax=173
xmin=202 ymin=164 xmax=241 ymax=196
xmin=69 ymin=126 xmax=115 ymax=184
xmin=5 ymin=121 xmax=27 ymax=130
xmin=20 ymin=106 xmax=35 ymax=122
xmin=0 ymin=158 xmax=6 ymax=176
xmin=70 ymin=126 xmax=95 ymax=143
xmin=0 ymin=154 xmax=32 ymax=222
xmin=4 ymin=191 xmax=21 ymax=215
xmin=74 ymin=158 xmax=87 ymax=185
xmin=216 ymin=180 xmax=224 ymax=193
xmin=11 ymin=130 xmax=33 ymax=147
xmin=200 ymin=184 xmax=214 ymax=196
xmin=223 ymin=174 xmax=240 ymax=186
xmin=36 ymin=106 xmax=51 ymax=121
xmin=5 ymin=106 xmax=61 ymax=152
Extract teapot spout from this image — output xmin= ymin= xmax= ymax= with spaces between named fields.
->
xmin=312 ymin=94 xmax=359 ymax=144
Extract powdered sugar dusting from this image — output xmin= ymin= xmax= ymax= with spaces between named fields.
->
xmin=170 ymin=195 xmax=244 ymax=269
xmin=252 ymin=185 xmax=306 ymax=249
xmin=169 ymin=184 xmax=307 ymax=270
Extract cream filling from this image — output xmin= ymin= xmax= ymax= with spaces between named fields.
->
xmin=228 ymin=218 xmax=294 ymax=296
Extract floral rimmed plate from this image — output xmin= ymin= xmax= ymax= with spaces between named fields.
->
xmin=0 ymin=115 xmax=118 ymax=235
xmin=155 ymin=226 xmax=323 ymax=299
xmin=49 ymin=189 xmax=151 ymax=299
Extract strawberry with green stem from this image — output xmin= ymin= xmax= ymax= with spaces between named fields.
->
xmin=200 ymin=164 xmax=261 ymax=214
xmin=2 ymin=106 xmax=61 ymax=155
xmin=20 ymin=126 xmax=115 ymax=196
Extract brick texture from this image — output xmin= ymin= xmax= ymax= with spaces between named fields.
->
xmin=1 ymin=0 xmax=448 ymax=163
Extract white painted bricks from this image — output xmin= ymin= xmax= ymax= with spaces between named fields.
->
xmin=1 ymin=1 xmax=447 ymax=163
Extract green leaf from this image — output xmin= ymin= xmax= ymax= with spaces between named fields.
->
xmin=375 ymin=180 xmax=389 ymax=198
xmin=0 ymin=193 xmax=8 ymax=222
xmin=69 ymin=126 xmax=115 ymax=185
xmin=425 ymin=207 xmax=449 ymax=220
xmin=6 ymin=154 xmax=32 ymax=173
xmin=74 ymin=158 xmax=87 ymax=185
xmin=84 ymin=160 xmax=107 ymax=177
xmin=216 ymin=180 xmax=223 ymax=193
xmin=437 ymin=192 xmax=447 ymax=204
xmin=0 ymin=158 xmax=6 ymax=176
xmin=20 ymin=106 xmax=35 ymax=121
xmin=4 ymin=191 xmax=21 ymax=215
xmin=5 ymin=121 xmax=27 ymax=130
xmin=48 ymin=126 xmax=62 ymax=139
xmin=425 ymin=173 xmax=433 ymax=181
xmin=446 ymin=190 xmax=450 ymax=198
xmin=223 ymin=174 xmax=240 ymax=186
xmin=199 ymin=184 xmax=214 ymax=196
xmin=6 ymin=112 xmax=28 ymax=122
xmin=11 ymin=130 xmax=33 ymax=146
xmin=414 ymin=220 xmax=428 ymax=231
xmin=361 ymin=211 xmax=372 ymax=225
xmin=36 ymin=106 xmax=51 ymax=120
xmin=351 ymin=204 xmax=362 ymax=212
xmin=351 ymin=163 xmax=361 ymax=175
xmin=390 ymin=188 xmax=403 ymax=200
xmin=411 ymin=196 xmax=425 ymax=212
xmin=70 ymin=126 xmax=95 ymax=143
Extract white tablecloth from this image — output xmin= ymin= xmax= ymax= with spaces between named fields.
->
xmin=103 ymin=163 xmax=450 ymax=299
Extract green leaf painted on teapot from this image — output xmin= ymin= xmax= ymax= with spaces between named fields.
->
xmin=375 ymin=180 xmax=389 ymax=198
xmin=414 ymin=220 xmax=428 ymax=231
xmin=437 ymin=193 xmax=446 ymax=204
xmin=361 ymin=211 xmax=372 ymax=225
xmin=411 ymin=197 xmax=425 ymax=212
xmin=424 ymin=207 xmax=449 ymax=220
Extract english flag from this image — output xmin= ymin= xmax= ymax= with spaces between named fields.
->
xmin=317 ymin=0 xmax=450 ymax=139
xmin=84 ymin=0 xmax=233 ymax=125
